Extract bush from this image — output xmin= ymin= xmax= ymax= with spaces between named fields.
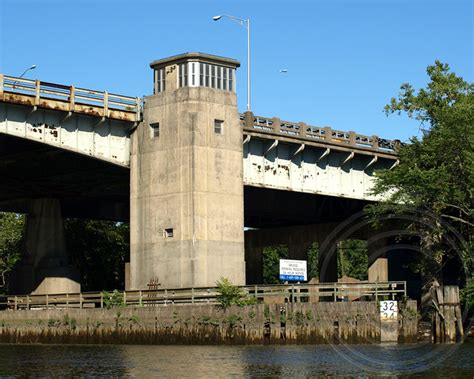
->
xmin=215 ymin=277 xmax=258 ymax=310
xmin=102 ymin=289 xmax=124 ymax=309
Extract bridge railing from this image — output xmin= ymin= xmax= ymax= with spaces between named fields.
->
xmin=240 ymin=113 xmax=400 ymax=155
xmin=0 ymin=74 xmax=141 ymax=121
xmin=1 ymin=281 xmax=406 ymax=310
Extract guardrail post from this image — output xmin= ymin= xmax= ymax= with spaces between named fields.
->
xmin=66 ymin=293 xmax=69 ymax=308
xmin=79 ymin=293 xmax=83 ymax=309
xmin=26 ymin=295 xmax=30 ymax=310
xmin=100 ymin=292 xmax=104 ymax=309
xmin=34 ymin=80 xmax=40 ymax=105
xmin=291 ymin=284 xmax=295 ymax=303
xmin=324 ymin=126 xmax=332 ymax=141
xmin=297 ymin=122 xmax=306 ymax=138
xmin=244 ymin=111 xmax=254 ymax=129
xmin=164 ymin=289 xmax=168 ymax=306
xmin=272 ymin=117 xmax=280 ymax=134
xmin=333 ymin=283 xmax=337 ymax=302
xmin=139 ymin=290 xmax=143 ymax=306
xmin=103 ymin=91 xmax=109 ymax=118
xmin=46 ymin=294 xmax=49 ymax=309
xmin=14 ymin=295 xmax=17 ymax=311
xmin=69 ymin=85 xmax=75 ymax=112
xmin=123 ymin=291 xmax=127 ymax=307
xmin=191 ymin=288 xmax=195 ymax=304
xmin=375 ymin=283 xmax=378 ymax=302
xmin=371 ymin=135 xmax=379 ymax=150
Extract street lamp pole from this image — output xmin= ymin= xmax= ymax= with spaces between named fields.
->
xmin=18 ymin=64 xmax=37 ymax=79
xmin=213 ymin=14 xmax=251 ymax=112
xmin=12 ymin=64 xmax=36 ymax=89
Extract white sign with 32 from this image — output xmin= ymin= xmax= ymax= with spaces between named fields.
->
xmin=380 ymin=300 xmax=398 ymax=320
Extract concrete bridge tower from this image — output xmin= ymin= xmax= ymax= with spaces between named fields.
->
xmin=129 ymin=53 xmax=245 ymax=289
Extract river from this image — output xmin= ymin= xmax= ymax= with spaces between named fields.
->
xmin=0 ymin=341 xmax=473 ymax=378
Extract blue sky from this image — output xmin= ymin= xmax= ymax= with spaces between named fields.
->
xmin=0 ymin=0 xmax=472 ymax=141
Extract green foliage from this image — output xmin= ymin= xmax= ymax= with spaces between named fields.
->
xmin=263 ymin=245 xmax=288 ymax=284
xmin=102 ymin=289 xmax=124 ymax=309
xmin=62 ymin=314 xmax=77 ymax=330
xmin=225 ymin=314 xmax=242 ymax=328
xmin=294 ymin=310 xmax=305 ymax=326
xmin=370 ymin=61 xmax=473 ymax=283
xmin=47 ymin=318 xmax=61 ymax=328
xmin=65 ymin=219 xmax=129 ymax=291
xmin=337 ymin=240 xmax=368 ymax=281
xmin=0 ymin=213 xmax=25 ymax=291
xmin=215 ymin=277 xmax=258 ymax=310
xmin=460 ymin=277 xmax=474 ymax=312
xmin=306 ymin=242 xmax=319 ymax=280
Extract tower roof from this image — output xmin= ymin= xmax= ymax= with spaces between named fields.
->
xmin=150 ymin=52 xmax=240 ymax=69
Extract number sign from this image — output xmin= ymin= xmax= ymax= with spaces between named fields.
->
xmin=380 ymin=300 xmax=398 ymax=320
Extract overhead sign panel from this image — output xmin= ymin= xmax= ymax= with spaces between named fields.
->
xmin=279 ymin=259 xmax=307 ymax=282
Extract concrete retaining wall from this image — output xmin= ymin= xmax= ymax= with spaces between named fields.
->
xmin=0 ymin=301 xmax=417 ymax=345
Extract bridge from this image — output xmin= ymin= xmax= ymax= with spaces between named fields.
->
xmin=0 ymin=52 xmax=407 ymax=296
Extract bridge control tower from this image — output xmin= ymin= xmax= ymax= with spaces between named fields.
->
xmin=129 ymin=53 xmax=246 ymax=289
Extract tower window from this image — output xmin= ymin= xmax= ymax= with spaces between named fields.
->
xmin=214 ymin=119 xmax=224 ymax=134
xmin=164 ymin=228 xmax=174 ymax=238
xmin=150 ymin=122 xmax=160 ymax=138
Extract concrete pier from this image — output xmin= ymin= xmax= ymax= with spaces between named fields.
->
xmin=10 ymin=198 xmax=80 ymax=294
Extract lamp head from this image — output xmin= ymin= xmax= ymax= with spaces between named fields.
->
xmin=212 ymin=15 xmax=222 ymax=21
xmin=30 ymin=65 xmax=37 ymax=70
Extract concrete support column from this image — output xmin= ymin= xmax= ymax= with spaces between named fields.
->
xmin=10 ymin=199 xmax=80 ymax=295
xmin=368 ymin=234 xmax=389 ymax=283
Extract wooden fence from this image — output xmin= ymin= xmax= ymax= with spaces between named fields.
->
xmin=1 ymin=281 xmax=406 ymax=310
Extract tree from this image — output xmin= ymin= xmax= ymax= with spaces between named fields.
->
xmin=0 ymin=213 xmax=24 ymax=292
xmin=262 ymin=245 xmax=288 ymax=284
xmin=369 ymin=61 xmax=473 ymax=289
xmin=337 ymin=240 xmax=368 ymax=281
xmin=64 ymin=219 xmax=129 ymax=291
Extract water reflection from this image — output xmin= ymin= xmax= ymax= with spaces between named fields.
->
xmin=0 ymin=342 xmax=472 ymax=378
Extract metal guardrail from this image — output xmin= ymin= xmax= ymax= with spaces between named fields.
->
xmin=0 ymin=74 xmax=141 ymax=122
xmin=2 ymin=281 xmax=406 ymax=310
xmin=240 ymin=113 xmax=400 ymax=155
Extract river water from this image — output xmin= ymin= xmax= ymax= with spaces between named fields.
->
xmin=0 ymin=341 xmax=473 ymax=378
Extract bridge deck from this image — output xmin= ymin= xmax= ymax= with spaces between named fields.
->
xmin=0 ymin=74 xmax=141 ymax=123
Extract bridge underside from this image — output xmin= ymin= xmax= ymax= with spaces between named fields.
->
xmin=0 ymin=133 xmax=369 ymax=227
xmin=0 ymin=134 xmax=129 ymax=220
xmin=0 ymin=133 xmax=418 ymax=296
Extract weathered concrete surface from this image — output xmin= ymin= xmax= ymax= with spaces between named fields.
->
xmin=0 ymin=301 xmax=417 ymax=345
xmin=9 ymin=199 xmax=80 ymax=295
xmin=0 ymin=102 xmax=131 ymax=167
xmin=130 ymin=55 xmax=245 ymax=290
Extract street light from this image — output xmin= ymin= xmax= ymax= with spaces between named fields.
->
xmin=12 ymin=64 xmax=37 ymax=89
xmin=213 ymin=14 xmax=251 ymax=112
xmin=19 ymin=64 xmax=37 ymax=79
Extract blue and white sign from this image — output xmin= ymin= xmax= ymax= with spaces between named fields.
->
xmin=279 ymin=259 xmax=307 ymax=282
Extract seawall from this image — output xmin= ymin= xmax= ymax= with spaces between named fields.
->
xmin=0 ymin=301 xmax=418 ymax=345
